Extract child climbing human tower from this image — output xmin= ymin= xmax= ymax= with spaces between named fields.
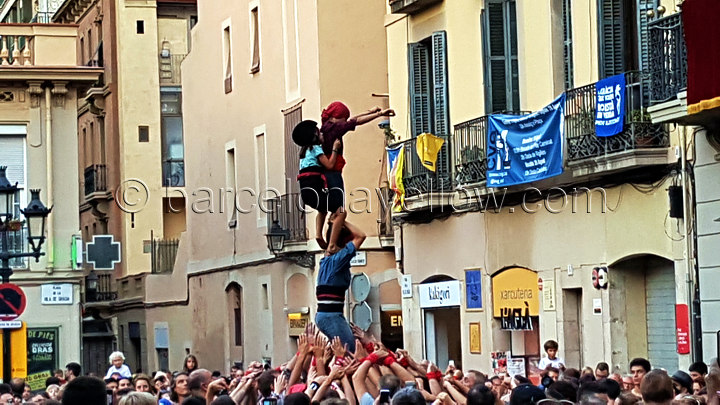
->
xmin=319 ymin=101 xmax=394 ymax=253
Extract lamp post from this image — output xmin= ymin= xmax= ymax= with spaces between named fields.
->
xmin=264 ymin=219 xmax=314 ymax=269
xmin=0 ymin=166 xmax=51 ymax=382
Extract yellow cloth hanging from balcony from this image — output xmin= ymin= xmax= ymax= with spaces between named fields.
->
xmin=415 ymin=133 xmax=445 ymax=172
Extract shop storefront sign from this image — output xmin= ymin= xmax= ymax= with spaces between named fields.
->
xmin=500 ymin=303 xmax=533 ymax=330
xmin=27 ymin=328 xmax=58 ymax=381
xmin=419 ymin=280 xmax=461 ymax=308
xmin=492 ymin=267 xmax=539 ymax=317
xmin=675 ymin=304 xmax=690 ymax=354
xmin=288 ymin=313 xmax=309 ymax=336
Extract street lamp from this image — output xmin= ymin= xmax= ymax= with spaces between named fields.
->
xmin=265 ymin=220 xmax=289 ymax=254
xmin=0 ymin=166 xmax=51 ymax=383
xmin=0 ymin=166 xmax=52 ymax=282
xmin=86 ymin=270 xmax=98 ymax=302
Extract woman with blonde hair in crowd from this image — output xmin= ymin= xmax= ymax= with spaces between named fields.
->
xmin=118 ymin=391 xmax=157 ymax=405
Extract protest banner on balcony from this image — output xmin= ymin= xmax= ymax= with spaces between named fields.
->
xmin=595 ymin=73 xmax=625 ymax=137
xmin=486 ymin=94 xmax=565 ymax=187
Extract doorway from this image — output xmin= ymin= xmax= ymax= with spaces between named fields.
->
xmin=562 ymin=288 xmax=583 ymax=369
xmin=424 ymin=307 xmax=461 ymax=369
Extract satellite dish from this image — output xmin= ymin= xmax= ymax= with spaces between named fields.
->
xmin=351 ymin=273 xmax=371 ymax=302
xmin=352 ymin=302 xmax=372 ymax=331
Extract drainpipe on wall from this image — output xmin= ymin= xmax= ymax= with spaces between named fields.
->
xmin=45 ymin=86 xmax=54 ymax=273
xmin=681 ymin=125 xmax=700 ymax=361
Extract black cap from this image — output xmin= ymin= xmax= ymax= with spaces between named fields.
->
xmin=292 ymin=120 xmax=318 ymax=146
xmin=510 ymin=384 xmax=546 ymax=405
xmin=671 ymin=370 xmax=693 ymax=393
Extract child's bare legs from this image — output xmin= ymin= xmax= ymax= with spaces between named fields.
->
xmin=326 ymin=209 xmax=347 ymax=254
xmin=315 ymin=211 xmax=328 ymax=249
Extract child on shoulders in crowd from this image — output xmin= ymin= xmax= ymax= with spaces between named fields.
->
xmin=538 ymin=339 xmax=565 ymax=371
xmin=105 ymin=351 xmax=132 ymax=379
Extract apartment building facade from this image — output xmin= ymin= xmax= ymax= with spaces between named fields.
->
xmin=0 ymin=22 xmax=101 ymax=379
xmin=141 ymin=0 xmax=397 ymax=372
xmin=52 ymin=0 xmax=194 ymax=374
xmin=384 ymin=0 xmax=692 ymax=378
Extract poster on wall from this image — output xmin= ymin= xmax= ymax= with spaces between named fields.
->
xmin=507 ymin=357 xmax=527 ymax=378
xmin=486 ymin=94 xmax=566 ymax=187
xmin=465 ymin=269 xmax=482 ymax=310
xmin=491 ymin=351 xmax=508 ymax=375
xmin=26 ymin=328 xmax=58 ymax=390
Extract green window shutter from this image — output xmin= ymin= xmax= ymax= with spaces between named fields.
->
xmin=508 ymin=0 xmax=520 ymax=111
xmin=636 ymin=0 xmax=658 ymax=72
xmin=408 ymin=42 xmax=432 ymax=138
xmin=598 ymin=0 xmax=624 ymax=78
xmin=484 ymin=1 xmax=506 ymax=113
xmin=483 ymin=0 xmax=519 ymax=114
xmin=563 ymin=0 xmax=574 ymax=89
xmin=431 ymin=30 xmax=450 ymax=175
xmin=431 ymin=31 xmax=449 ymax=136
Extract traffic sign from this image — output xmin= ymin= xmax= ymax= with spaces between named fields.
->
xmin=86 ymin=235 xmax=121 ymax=270
xmin=0 ymin=284 xmax=26 ymax=321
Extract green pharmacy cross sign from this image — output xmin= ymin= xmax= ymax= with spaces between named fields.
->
xmin=86 ymin=235 xmax=121 ymax=270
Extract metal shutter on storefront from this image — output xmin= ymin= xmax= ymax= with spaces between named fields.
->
xmin=645 ymin=264 xmax=678 ymax=371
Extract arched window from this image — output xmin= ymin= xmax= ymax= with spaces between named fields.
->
xmin=226 ymin=283 xmax=243 ymax=346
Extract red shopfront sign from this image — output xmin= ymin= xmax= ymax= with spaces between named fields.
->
xmin=675 ymin=304 xmax=691 ymax=355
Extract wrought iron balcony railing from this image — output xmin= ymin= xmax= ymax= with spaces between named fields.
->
xmin=453 ymin=117 xmax=488 ymax=186
xmin=266 ymin=193 xmax=307 ymax=244
xmin=151 ymin=238 xmax=179 ymax=274
xmin=648 ymin=12 xmax=687 ymax=104
xmin=0 ymin=227 xmax=28 ymax=268
xmin=566 ymin=71 xmax=668 ymax=162
xmin=86 ymin=273 xmax=117 ymax=302
xmin=393 ymin=134 xmax=452 ymax=198
xmin=389 ymin=0 xmax=443 ymax=15
xmin=84 ymin=164 xmax=107 ymax=196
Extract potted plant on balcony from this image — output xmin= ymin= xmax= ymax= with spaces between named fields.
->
xmin=630 ymin=109 xmax=658 ymax=147
xmin=6 ymin=219 xmax=24 ymax=232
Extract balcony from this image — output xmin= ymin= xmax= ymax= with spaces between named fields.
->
xmin=394 ymin=134 xmax=452 ymax=198
xmin=266 ymin=193 xmax=307 ymax=245
xmin=86 ymin=273 xmax=117 ymax=302
xmin=84 ymin=164 xmax=108 ymax=197
xmin=0 ymin=227 xmax=28 ymax=268
xmin=389 ymin=0 xmax=442 ymax=15
xmin=566 ymin=72 xmax=670 ymax=177
xmin=151 ymin=238 xmax=179 ymax=274
xmin=159 ymin=54 xmax=185 ymax=86
xmin=648 ymin=12 xmax=686 ymax=105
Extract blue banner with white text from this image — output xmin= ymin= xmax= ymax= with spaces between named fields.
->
xmin=486 ymin=94 xmax=566 ymax=187
xmin=594 ymin=74 xmax=625 ymax=137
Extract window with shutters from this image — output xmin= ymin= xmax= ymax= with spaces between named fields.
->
xmin=222 ymin=21 xmax=233 ymax=93
xmin=283 ymin=105 xmax=302 ymax=194
xmin=482 ymin=0 xmax=520 ymax=114
xmin=408 ymin=31 xmax=450 ymax=179
xmin=598 ymin=0 xmax=656 ymax=78
xmin=408 ymin=31 xmax=450 ymax=138
xmin=0 ymin=125 xmax=28 ymax=268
